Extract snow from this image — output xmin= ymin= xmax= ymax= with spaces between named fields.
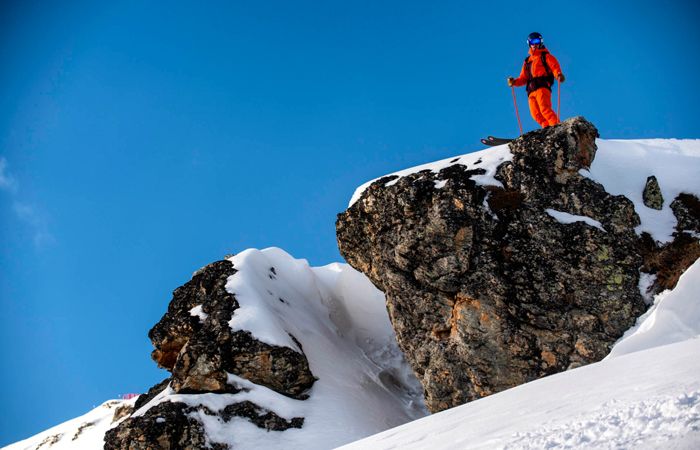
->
xmin=189 ymin=304 xmax=208 ymax=321
xmin=3 ymin=398 xmax=137 ymax=450
xmin=339 ymin=256 xmax=700 ymax=450
xmin=131 ymin=248 xmax=427 ymax=450
xmin=545 ymin=208 xmax=606 ymax=231
xmin=582 ymin=138 xmax=700 ymax=243
xmin=607 ymin=258 xmax=700 ymax=359
xmin=638 ymin=271 xmax=657 ymax=304
xmin=339 ymin=340 xmax=700 ymax=450
xmin=434 ymin=179 xmax=448 ymax=189
xmin=349 ymin=144 xmax=513 ymax=207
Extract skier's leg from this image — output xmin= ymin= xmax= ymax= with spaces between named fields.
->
xmin=528 ymin=93 xmax=548 ymax=128
xmin=535 ymin=88 xmax=559 ymax=127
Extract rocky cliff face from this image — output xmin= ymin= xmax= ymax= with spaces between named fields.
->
xmin=337 ymin=117 xmax=699 ymax=412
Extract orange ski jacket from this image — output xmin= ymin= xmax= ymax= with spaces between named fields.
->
xmin=513 ymin=46 xmax=562 ymax=95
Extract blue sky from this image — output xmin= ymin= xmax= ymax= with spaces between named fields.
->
xmin=1 ymin=0 xmax=699 ymax=445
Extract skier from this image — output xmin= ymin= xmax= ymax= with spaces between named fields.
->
xmin=507 ymin=32 xmax=565 ymax=128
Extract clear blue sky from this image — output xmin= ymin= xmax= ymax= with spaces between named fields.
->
xmin=1 ymin=0 xmax=698 ymax=445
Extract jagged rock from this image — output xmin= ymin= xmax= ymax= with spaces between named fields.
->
xmin=639 ymin=192 xmax=700 ymax=294
xmin=148 ymin=260 xmax=315 ymax=397
xmin=639 ymin=232 xmax=700 ymax=293
xmin=643 ymin=176 xmax=664 ymax=210
xmin=104 ymin=402 xmax=218 ymax=450
xmin=671 ymin=193 xmax=700 ymax=233
xmin=220 ymin=400 xmax=304 ymax=430
xmin=337 ymin=117 xmax=651 ymax=412
xmin=104 ymin=397 xmax=304 ymax=450
xmin=106 ymin=259 xmax=315 ymax=449
xmin=133 ymin=378 xmax=172 ymax=411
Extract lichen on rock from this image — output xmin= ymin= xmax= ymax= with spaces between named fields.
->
xmin=643 ymin=175 xmax=664 ymax=210
xmin=337 ymin=117 xmax=662 ymax=412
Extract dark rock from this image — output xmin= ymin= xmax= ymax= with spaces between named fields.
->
xmin=105 ymin=397 xmax=304 ymax=450
xmin=104 ymin=402 xmax=218 ymax=450
xmin=220 ymin=401 xmax=304 ymax=431
xmin=643 ymin=176 xmax=664 ymax=210
xmin=639 ymin=232 xmax=700 ymax=294
xmin=106 ymin=259 xmax=316 ymax=449
xmin=638 ymin=192 xmax=700 ymax=295
xmin=134 ymin=378 xmax=172 ymax=411
xmin=148 ymin=260 xmax=315 ymax=397
xmin=671 ymin=193 xmax=700 ymax=233
xmin=337 ymin=117 xmax=650 ymax=412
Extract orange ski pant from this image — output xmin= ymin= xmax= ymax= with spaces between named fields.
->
xmin=528 ymin=87 xmax=559 ymax=128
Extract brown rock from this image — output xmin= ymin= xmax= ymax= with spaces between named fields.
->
xmin=337 ymin=117 xmax=652 ymax=412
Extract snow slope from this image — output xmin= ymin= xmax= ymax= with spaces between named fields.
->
xmin=339 ymin=259 xmax=700 ymax=450
xmin=4 ymin=249 xmax=427 ymax=450
xmin=4 ymin=398 xmax=137 ymax=450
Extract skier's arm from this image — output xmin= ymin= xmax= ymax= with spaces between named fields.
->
xmin=546 ymin=53 xmax=564 ymax=80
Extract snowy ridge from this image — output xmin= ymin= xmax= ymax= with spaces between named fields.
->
xmin=4 ymin=398 xmax=137 ymax=450
xmin=349 ymin=143 xmax=513 ymax=207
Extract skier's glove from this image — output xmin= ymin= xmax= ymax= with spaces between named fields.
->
xmin=557 ymin=73 xmax=565 ymax=83
xmin=507 ymin=77 xmax=515 ymax=87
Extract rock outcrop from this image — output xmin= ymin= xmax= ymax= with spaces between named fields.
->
xmin=148 ymin=260 xmax=315 ymax=397
xmin=105 ymin=260 xmax=313 ymax=449
xmin=337 ymin=117 xmax=698 ymax=412
xmin=104 ymin=248 xmax=428 ymax=450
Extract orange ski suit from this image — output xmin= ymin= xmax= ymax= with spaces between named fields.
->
xmin=513 ymin=46 xmax=563 ymax=128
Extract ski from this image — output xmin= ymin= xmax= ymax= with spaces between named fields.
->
xmin=481 ymin=136 xmax=513 ymax=146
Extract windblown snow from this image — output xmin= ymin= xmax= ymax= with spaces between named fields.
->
xmin=5 ymin=138 xmax=699 ymax=450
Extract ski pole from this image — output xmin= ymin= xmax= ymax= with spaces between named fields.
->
xmin=511 ymin=86 xmax=523 ymax=135
xmin=557 ymin=81 xmax=561 ymax=121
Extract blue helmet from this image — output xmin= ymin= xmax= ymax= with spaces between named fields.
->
xmin=527 ymin=32 xmax=543 ymax=47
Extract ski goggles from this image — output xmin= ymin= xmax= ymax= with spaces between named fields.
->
xmin=528 ymin=37 xmax=542 ymax=46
